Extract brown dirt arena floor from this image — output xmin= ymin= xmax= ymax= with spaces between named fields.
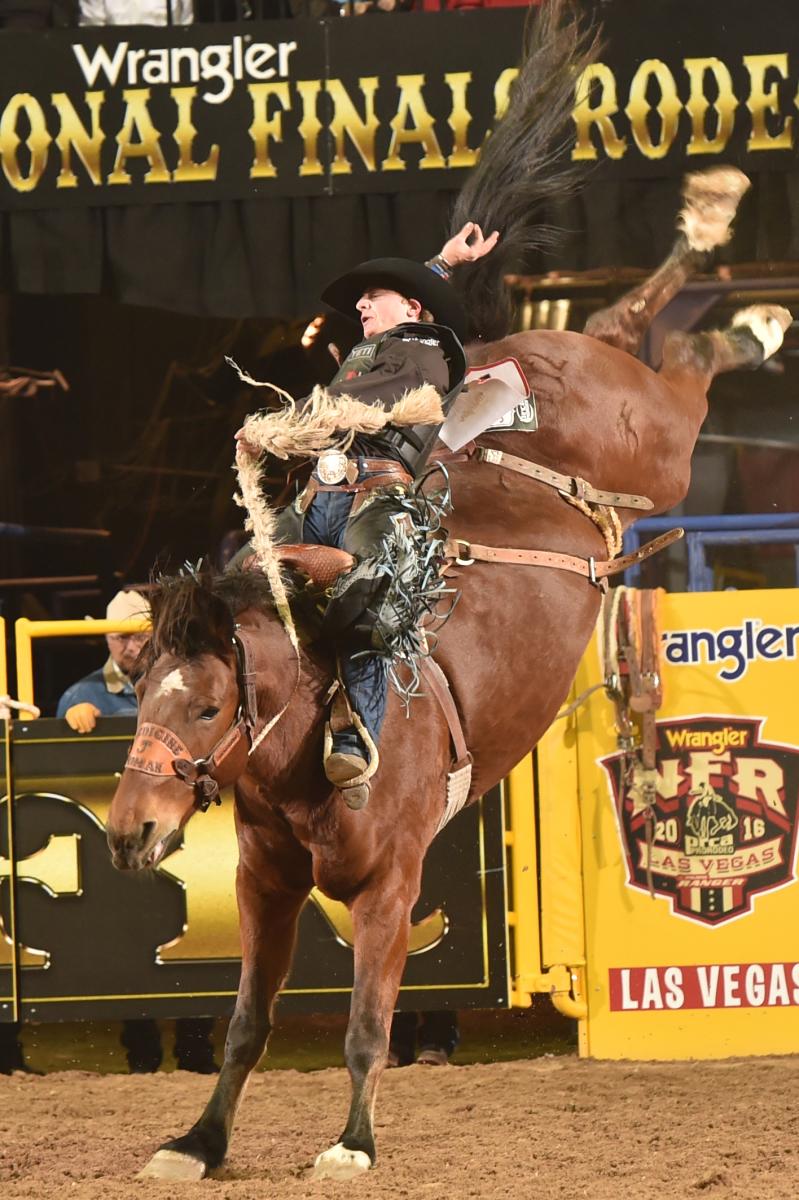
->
xmin=3 ymin=1055 xmax=799 ymax=1200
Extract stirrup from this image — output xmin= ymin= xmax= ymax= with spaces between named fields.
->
xmin=324 ymin=749 xmax=368 ymax=786
xmin=323 ymin=750 xmax=371 ymax=810
xmin=323 ymin=747 xmax=373 ymax=810
xmin=323 ymin=682 xmax=380 ymax=802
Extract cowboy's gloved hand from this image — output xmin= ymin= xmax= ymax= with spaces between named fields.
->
xmin=65 ymin=702 xmax=101 ymax=733
xmin=235 ymin=427 xmax=261 ymax=460
xmin=439 ymin=222 xmax=500 ymax=268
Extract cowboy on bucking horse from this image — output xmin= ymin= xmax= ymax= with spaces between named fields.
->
xmin=233 ymin=224 xmax=498 ymax=808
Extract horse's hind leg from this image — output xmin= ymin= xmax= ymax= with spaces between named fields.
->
xmin=140 ymin=864 xmax=311 ymax=1181
xmin=660 ymin=305 xmax=793 ymax=387
xmin=584 ymin=167 xmax=750 ymax=356
xmin=313 ymin=874 xmax=418 ymax=1179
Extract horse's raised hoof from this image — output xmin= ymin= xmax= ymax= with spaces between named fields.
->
xmin=731 ymin=305 xmax=792 ymax=362
xmin=679 ymin=166 xmax=751 ymax=252
xmin=313 ymin=1142 xmax=372 ymax=1180
xmin=138 ymin=1149 xmax=207 ymax=1181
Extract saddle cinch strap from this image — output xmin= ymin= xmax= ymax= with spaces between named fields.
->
xmin=443 ymin=528 xmax=683 ymax=592
xmin=419 ymin=657 xmax=474 ymax=834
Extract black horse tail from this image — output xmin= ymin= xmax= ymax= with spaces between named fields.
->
xmin=448 ymin=0 xmax=600 ymax=342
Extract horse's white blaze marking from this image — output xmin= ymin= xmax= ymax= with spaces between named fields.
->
xmin=158 ymin=668 xmax=187 ymax=695
xmin=313 ymin=1142 xmax=371 ymax=1180
xmin=138 ymin=1149 xmax=206 ymax=1181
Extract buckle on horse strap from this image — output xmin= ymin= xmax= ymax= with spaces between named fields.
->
xmin=455 ymin=539 xmax=475 ymax=567
xmin=559 ymin=476 xmax=589 ymax=503
xmin=173 ymin=756 xmax=223 ymax=812
xmin=586 ymin=556 xmax=608 ymax=591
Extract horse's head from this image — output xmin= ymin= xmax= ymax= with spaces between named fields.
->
xmin=106 ymin=571 xmax=281 ymax=871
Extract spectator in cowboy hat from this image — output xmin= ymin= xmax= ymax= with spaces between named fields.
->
xmin=56 ymin=589 xmax=150 ymax=733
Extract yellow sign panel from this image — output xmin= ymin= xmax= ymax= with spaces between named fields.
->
xmin=564 ymin=588 xmax=799 ymax=1060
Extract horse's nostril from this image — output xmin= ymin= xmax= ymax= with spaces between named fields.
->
xmin=106 ymin=818 xmax=160 ymax=871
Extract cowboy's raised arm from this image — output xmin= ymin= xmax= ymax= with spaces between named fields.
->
xmin=427 ymin=222 xmax=500 ymax=279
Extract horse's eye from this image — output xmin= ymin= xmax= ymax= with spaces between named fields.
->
xmin=199 ymin=707 xmax=220 ymax=721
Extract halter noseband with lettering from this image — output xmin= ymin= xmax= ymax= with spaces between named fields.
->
xmin=123 ymin=626 xmax=260 ymax=813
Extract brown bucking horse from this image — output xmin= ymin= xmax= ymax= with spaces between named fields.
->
xmin=106 ymin=2 xmax=792 ymax=1184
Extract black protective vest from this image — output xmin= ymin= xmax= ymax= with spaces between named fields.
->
xmin=332 ymin=322 xmax=466 ymax=475
xmin=330 ymin=332 xmax=386 ymax=387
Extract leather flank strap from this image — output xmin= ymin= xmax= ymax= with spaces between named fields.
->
xmin=444 ymin=528 xmax=683 ymax=590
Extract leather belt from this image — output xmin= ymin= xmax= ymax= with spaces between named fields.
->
xmin=351 ymin=457 xmax=410 ymax=474
xmin=443 ymin=528 xmax=683 ymax=592
xmin=312 ymin=470 xmax=411 ymax=493
xmin=297 ymin=462 xmax=411 ymax=511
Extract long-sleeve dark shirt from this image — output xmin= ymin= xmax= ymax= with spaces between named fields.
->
xmin=325 ymin=325 xmax=449 ymax=464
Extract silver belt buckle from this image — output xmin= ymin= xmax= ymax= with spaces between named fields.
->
xmin=317 ymin=450 xmax=349 ymax=485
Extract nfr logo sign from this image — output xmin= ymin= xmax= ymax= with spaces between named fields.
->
xmin=601 ymin=717 xmax=799 ymax=926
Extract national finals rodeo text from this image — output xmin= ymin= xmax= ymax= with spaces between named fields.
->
xmin=1 ymin=37 xmax=798 ymax=198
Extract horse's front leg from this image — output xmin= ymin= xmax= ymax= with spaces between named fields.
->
xmin=313 ymin=875 xmax=418 ymax=1180
xmin=141 ymin=862 xmax=310 ymax=1181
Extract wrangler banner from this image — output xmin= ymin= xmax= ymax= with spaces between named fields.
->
xmin=550 ymin=588 xmax=799 ymax=1060
xmin=0 ymin=0 xmax=798 ymax=211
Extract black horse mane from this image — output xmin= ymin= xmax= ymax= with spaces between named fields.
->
xmin=449 ymin=0 xmax=600 ymax=341
xmin=139 ymin=570 xmax=282 ymax=669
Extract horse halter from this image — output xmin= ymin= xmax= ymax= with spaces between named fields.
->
xmin=123 ymin=628 xmax=259 ymax=813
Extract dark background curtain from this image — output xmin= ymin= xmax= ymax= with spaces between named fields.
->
xmin=4 ymin=173 xmax=798 ymax=321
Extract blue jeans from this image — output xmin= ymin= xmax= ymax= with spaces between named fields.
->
xmin=278 ymin=467 xmax=408 ymax=745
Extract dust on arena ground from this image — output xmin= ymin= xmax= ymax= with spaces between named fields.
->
xmin=3 ymin=1053 xmax=799 ymax=1200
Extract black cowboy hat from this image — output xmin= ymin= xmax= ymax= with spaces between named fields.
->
xmin=321 ymin=257 xmax=467 ymax=342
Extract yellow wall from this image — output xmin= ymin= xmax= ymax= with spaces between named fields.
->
xmin=555 ymin=588 xmax=799 ymax=1059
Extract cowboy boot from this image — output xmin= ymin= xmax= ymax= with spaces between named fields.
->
xmin=324 ymin=729 xmax=370 ymax=810
xmin=324 ymin=689 xmax=372 ymax=810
